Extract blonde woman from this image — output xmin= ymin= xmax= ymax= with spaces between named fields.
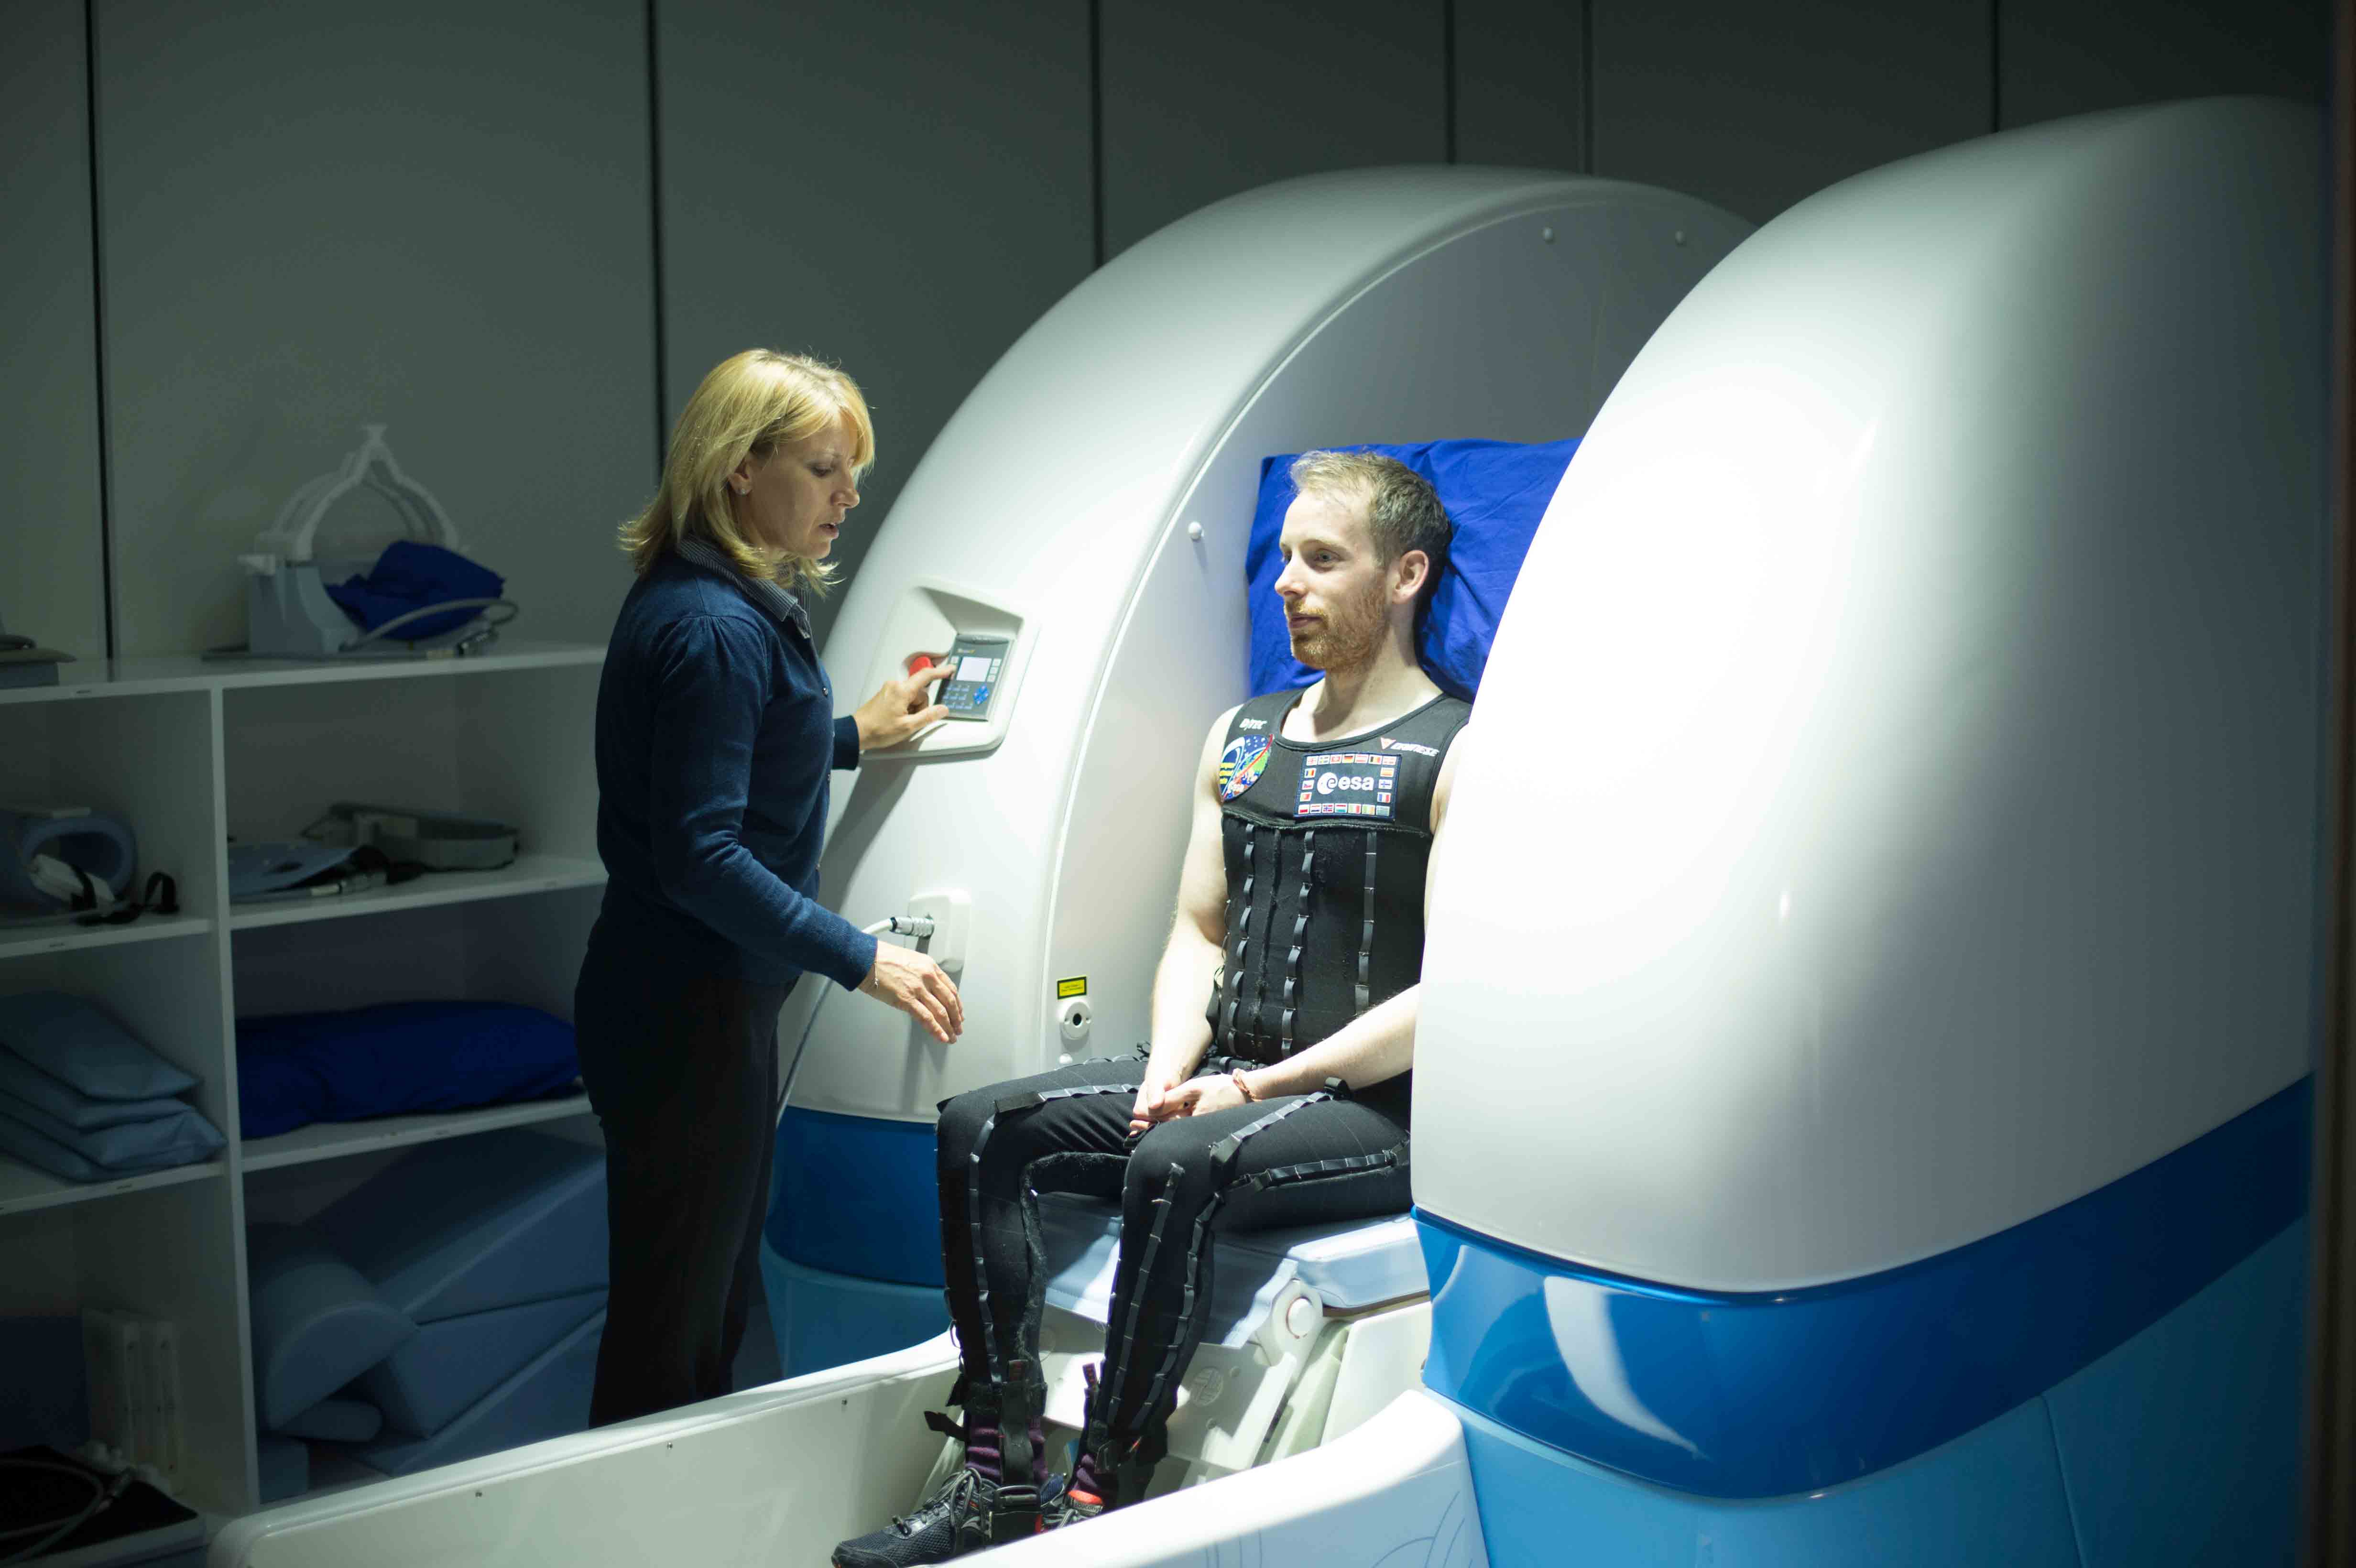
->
xmin=578 ymin=349 xmax=960 ymax=1426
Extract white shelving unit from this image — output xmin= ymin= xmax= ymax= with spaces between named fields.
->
xmin=0 ymin=642 xmax=607 ymax=1517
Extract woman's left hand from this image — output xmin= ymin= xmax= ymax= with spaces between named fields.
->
xmin=853 ymin=662 xmax=951 ymax=750
xmin=1153 ymin=1073 xmax=1250 ymax=1121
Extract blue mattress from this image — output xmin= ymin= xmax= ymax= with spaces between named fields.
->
xmin=351 ymin=1309 xmax=605 ymax=1476
xmin=313 ymin=1130 xmax=607 ymax=1323
xmin=355 ymin=1288 xmax=607 ymax=1437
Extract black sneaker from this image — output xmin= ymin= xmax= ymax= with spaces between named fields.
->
xmin=1040 ymin=1479 xmax=1102 ymax=1533
xmin=831 ymin=1469 xmax=1041 ymax=1568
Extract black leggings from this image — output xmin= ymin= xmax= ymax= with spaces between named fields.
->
xmin=934 ymin=1054 xmax=1410 ymax=1474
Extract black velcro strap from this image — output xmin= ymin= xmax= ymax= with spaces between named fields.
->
xmin=923 ymin=1409 xmax=969 ymax=1443
xmin=996 ymin=1091 xmax=1045 ymax=1117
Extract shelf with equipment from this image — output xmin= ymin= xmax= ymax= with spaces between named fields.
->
xmin=0 ymin=913 xmax=215 ymax=962
xmin=226 ymin=854 xmax=605 ymax=932
xmin=0 ymin=643 xmax=606 ymax=1520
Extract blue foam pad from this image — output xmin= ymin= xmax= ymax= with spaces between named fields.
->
xmin=257 ymin=1435 xmax=310 ymax=1504
xmin=312 ymin=1130 xmax=607 ymax=1323
xmin=0 ymin=993 xmax=195 ymax=1101
xmin=351 ymin=1309 xmax=604 ymax=1476
xmin=273 ymin=1396 xmax=383 ymax=1444
xmin=246 ymin=1224 xmax=417 ymax=1430
xmin=1246 ymin=438 xmax=1580 ymax=700
xmin=355 ymin=1288 xmax=605 ymax=1437
xmin=236 ymin=1001 xmax=580 ymax=1140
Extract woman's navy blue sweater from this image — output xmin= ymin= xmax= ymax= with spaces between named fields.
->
xmin=590 ymin=550 xmax=877 ymax=991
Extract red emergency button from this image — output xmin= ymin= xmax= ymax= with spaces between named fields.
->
xmin=905 ymin=653 xmax=934 ymax=675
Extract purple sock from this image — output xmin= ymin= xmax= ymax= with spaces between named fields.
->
xmin=962 ymin=1417 xmax=1045 ymax=1486
xmin=964 ymin=1418 xmax=1002 ymax=1483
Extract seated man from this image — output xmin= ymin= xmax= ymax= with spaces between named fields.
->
xmin=834 ymin=451 xmax=1469 ymax=1567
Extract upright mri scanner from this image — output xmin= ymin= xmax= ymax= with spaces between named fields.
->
xmin=216 ymin=97 xmax=2323 ymax=1568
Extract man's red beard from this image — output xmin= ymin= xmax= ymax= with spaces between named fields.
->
xmin=1288 ymin=579 xmax=1388 ymax=671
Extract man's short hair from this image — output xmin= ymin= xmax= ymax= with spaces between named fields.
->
xmin=1287 ymin=450 xmax=1452 ymax=612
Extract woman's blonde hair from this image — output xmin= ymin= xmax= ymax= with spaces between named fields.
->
xmin=619 ymin=349 xmax=876 ymax=593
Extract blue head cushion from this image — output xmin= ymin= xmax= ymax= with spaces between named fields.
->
xmin=327 ymin=540 xmax=504 ymax=641
xmin=1245 ymin=438 xmax=1579 ymax=700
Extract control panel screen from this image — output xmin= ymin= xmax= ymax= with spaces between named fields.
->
xmin=938 ymin=636 xmax=1009 ymax=722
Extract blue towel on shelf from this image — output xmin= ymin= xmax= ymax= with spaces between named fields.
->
xmin=237 ymin=1001 xmax=581 ymax=1140
xmin=0 ymin=1090 xmax=221 ymax=1171
xmin=0 ymin=1046 xmax=189 ymax=1130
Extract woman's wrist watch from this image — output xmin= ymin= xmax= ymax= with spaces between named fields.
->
xmin=1230 ymin=1067 xmax=1259 ymax=1102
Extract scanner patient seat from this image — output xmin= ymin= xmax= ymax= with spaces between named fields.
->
xmin=1012 ymin=1195 xmax=1432 ymax=1492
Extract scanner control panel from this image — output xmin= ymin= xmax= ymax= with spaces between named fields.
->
xmin=937 ymin=634 xmax=1011 ymax=722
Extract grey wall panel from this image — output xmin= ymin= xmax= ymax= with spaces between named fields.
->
xmin=1101 ymin=0 xmax=1448 ymax=259
xmin=1455 ymin=0 xmax=1586 ymax=171
xmin=1591 ymin=0 xmax=1991 ymax=223
xmin=658 ymin=0 xmax=1092 ymax=650
xmin=1998 ymin=0 xmax=2327 ymax=128
xmin=94 ymin=0 xmax=655 ymax=657
xmin=1 ymin=0 xmax=109 ymax=664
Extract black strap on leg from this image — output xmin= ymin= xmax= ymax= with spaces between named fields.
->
xmin=997 ymin=1360 xmax=1040 ymax=1491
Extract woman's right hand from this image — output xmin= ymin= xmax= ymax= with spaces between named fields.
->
xmin=858 ymin=943 xmax=963 ymax=1043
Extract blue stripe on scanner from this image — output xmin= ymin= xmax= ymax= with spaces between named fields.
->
xmin=1417 ymin=1076 xmax=2310 ymax=1498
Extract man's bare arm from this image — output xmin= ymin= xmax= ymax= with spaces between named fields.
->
xmin=1131 ymin=710 xmax=1237 ymax=1130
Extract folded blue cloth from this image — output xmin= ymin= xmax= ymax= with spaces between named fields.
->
xmin=238 ymin=1001 xmax=580 ymax=1140
xmin=0 ymin=991 xmax=196 ymax=1101
xmin=0 ymin=1046 xmax=189 ymax=1130
xmin=0 ymin=1089 xmax=222 ymax=1170
xmin=0 ymin=1106 xmax=112 ymax=1182
xmin=0 ymin=1102 xmax=218 ymax=1183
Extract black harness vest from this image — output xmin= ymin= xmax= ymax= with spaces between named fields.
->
xmin=1207 ymin=688 xmax=1471 ymax=1117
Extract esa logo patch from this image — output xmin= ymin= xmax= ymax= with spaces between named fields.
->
xmin=1219 ymin=735 xmax=1273 ymax=801
xmin=1296 ymin=751 xmax=1397 ymax=819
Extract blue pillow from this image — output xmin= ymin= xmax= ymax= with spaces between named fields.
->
xmin=0 ymin=1047 xmax=188 ymax=1130
xmin=1245 ymin=438 xmax=1580 ymax=700
xmin=0 ymin=1091 xmax=221 ymax=1171
xmin=0 ymin=992 xmax=197 ymax=1101
xmin=237 ymin=1001 xmax=580 ymax=1140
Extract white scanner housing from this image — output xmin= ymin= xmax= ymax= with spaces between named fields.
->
xmin=1414 ymin=99 xmax=2327 ymax=1293
xmin=795 ymin=168 xmax=1749 ymax=1123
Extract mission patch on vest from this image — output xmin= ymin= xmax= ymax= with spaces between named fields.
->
xmin=1296 ymin=751 xmax=1398 ymax=819
xmin=1219 ymin=735 xmax=1273 ymax=802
